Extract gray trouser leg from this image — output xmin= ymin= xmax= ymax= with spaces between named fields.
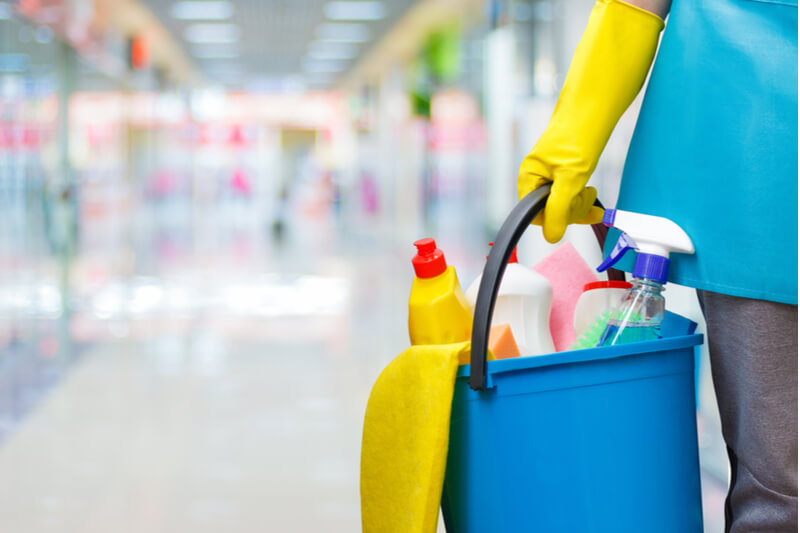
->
xmin=698 ymin=290 xmax=798 ymax=533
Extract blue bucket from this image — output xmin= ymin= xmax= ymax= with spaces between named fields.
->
xmin=442 ymin=187 xmax=704 ymax=532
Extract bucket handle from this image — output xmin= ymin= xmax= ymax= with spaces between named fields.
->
xmin=469 ymin=184 xmax=623 ymax=391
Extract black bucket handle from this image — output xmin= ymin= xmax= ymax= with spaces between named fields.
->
xmin=469 ymin=185 xmax=623 ymax=391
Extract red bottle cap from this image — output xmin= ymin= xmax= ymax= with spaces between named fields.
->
xmin=486 ymin=243 xmax=518 ymax=263
xmin=583 ymin=280 xmax=633 ymax=292
xmin=412 ymin=238 xmax=447 ymax=278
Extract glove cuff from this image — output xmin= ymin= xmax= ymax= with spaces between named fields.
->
xmin=522 ymin=0 xmax=664 ymax=186
xmin=613 ymin=0 xmax=665 ymax=30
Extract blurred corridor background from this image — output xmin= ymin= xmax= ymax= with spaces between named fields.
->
xmin=1 ymin=0 xmax=727 ymax=530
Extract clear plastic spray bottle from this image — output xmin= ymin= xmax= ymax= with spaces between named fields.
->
xmin=595 ymin=210 xmax=695 ymax=347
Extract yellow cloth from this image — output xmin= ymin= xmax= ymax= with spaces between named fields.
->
xmin=517 ymin=0 xmax=664 ymax=243
xmin=360 ymin=342 xmax=471 ymax=533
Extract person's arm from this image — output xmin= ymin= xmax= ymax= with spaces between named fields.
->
xmin=517 ymin=0 xmax=668 ymax=243
xmin=630 ymin=0 xmax=671 ymax=19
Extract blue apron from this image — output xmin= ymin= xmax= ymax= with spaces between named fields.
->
xmin=606 ymin=0 xmax=798 ymax=304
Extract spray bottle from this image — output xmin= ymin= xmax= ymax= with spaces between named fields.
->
xmin=595 ymin=209 xmax=695 ymax=346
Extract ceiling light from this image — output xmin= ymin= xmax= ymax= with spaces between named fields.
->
xmin=184 ymin=24 xmax=240 ymax=43
xmin=303 ymin=60 xmax=347 ymax=73
xmin=191 ymin=45 xmax=240 ymax=59
xmin=304 ymin=73 xmax=339 ymax=88
xmin=307 ymin=47 xmax=357 ymax=60
xmin=308 ymin=41 xmax=359 ymax=55
xmin=315 ymin=23 xmax=369 ymax=43
xmin=324 ymin=1 xmax=385 ymax=21
xmin=305 ymin=71 xmax=338 ymax=82
xmin=172 ymin=1 xmax=233 ymax=20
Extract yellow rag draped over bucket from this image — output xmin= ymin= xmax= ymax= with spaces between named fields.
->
xmin=360 ymin=342 xmax=472 ymax=533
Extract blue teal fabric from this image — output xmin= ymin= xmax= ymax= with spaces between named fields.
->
xmin=606 ymin=0 xmax=798 ymax=305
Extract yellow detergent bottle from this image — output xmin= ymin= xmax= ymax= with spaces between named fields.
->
xmin=408 ymin=238 xmax=472 ymax=346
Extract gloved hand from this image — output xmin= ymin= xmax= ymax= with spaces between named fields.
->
xmin=518 ymin=0 xmax=665 ymax=243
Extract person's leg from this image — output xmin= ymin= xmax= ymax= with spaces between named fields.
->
xmin=698 ymin=290 xmax=798 ymax=532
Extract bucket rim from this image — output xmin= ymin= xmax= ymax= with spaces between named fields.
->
xmin=457 ymin=333 xmax=703 ymax=380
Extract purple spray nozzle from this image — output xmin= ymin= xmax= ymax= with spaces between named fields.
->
xmin=597 ymin=232 xmax=637 ymax=273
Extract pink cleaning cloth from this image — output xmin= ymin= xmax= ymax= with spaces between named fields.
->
xmin=533 ymin=242 xmax=598 ymax=351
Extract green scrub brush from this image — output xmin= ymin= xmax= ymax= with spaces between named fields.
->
xmin=571 ymin=309 xmax=645 ymax=350
xmin=570 ymin=310 xmax=612 ymax=350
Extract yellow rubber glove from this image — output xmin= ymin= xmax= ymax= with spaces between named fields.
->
xmin=518 ymin=0 xmax=665 ymax=243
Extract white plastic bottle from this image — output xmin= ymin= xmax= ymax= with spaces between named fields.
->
xmin=465 ymin=246 xmax=555 ymax=356
xmin=573 ymin=280 xmax=633 ymax=336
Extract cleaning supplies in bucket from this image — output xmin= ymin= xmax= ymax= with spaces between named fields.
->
xmin=465 ymin=245 xmax=554 ymax=356
xmin=408 ymin=238 xmax=472 ymax=346
xmin=531 ymin=242 xmax=599 ymax=351
xmin=570 ymin=280 xmax=632 ymax=349
xmin=361 ymin=239 xmax=477 ymax=532
xmin=488 ymin=324 xmax=521 ymax=359
xmin=443 ymin=188 xmax=705 ymax=532
xmin=595 ymin=209 xmax=695 ymax=346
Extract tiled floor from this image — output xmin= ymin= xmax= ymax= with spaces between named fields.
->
xmin=0 ymin=214 xmax=728 ymax=532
